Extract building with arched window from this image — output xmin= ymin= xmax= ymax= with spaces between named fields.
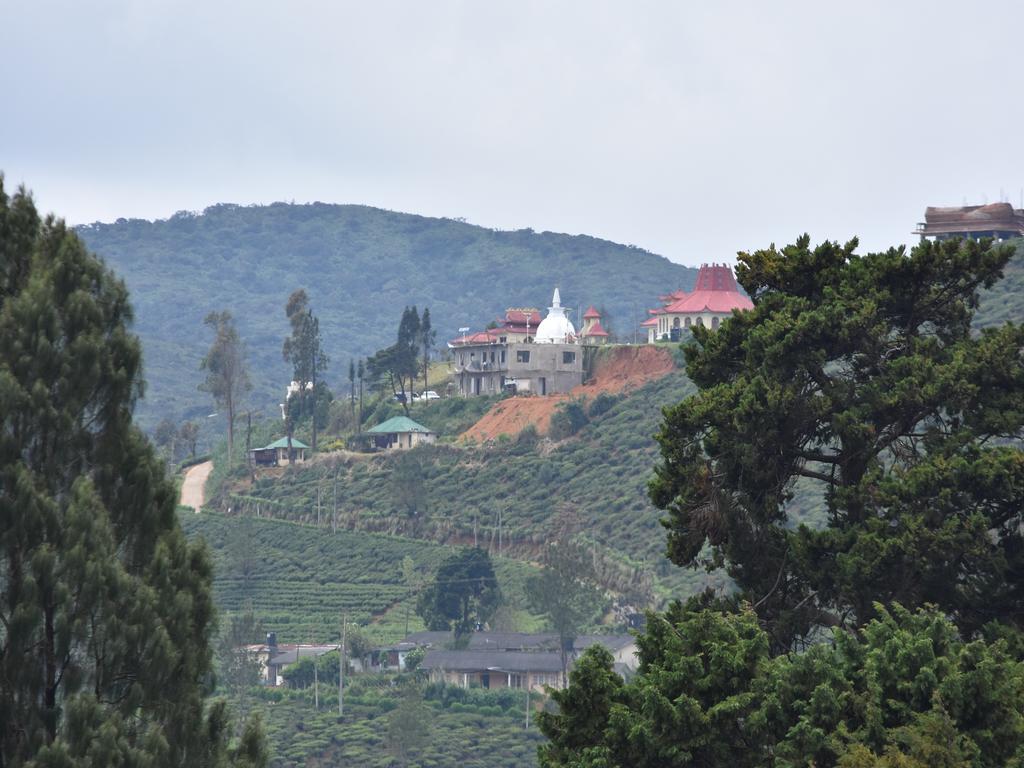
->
xmin=641 ymin=263 xmax=752 ymax=343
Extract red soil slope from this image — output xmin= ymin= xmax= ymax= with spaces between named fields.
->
xmin=461 ymin=345 xmax=675 ymax=442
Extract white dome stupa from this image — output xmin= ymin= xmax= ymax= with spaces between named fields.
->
xmin=534 ymin=288 xmax=576 ymax=344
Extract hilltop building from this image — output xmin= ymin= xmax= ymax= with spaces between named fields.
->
xmin=449 ymin=288 xmax=595 ymax=397
xmin=641 ymin=263 xmax=752 ymax=342
xmin=915 ymin=203 xmax=1024 ymax=241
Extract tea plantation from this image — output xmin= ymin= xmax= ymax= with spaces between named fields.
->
xmin=180 ymin=512 xmax=544 ymax=643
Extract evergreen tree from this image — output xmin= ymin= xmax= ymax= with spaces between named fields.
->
xmin=420 ymin=307 xmax=435 ymax=395
xmin=0 ymin=179 xmax=265 ymax=766
xmin=651 ymin=235 xmax=1024 ymax=650
xmin=539 ymin=605 xmax=1024 ymax=768
xmin=282 ymin=289 xmax=328 ymax=452
xmin=200 ymin=311 xmax=251 ymax=468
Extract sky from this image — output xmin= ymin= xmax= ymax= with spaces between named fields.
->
xmin=3 ymin=0 xmax=1024 ymax=266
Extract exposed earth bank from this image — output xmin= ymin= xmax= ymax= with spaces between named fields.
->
xmin=461 ymin=345 xmax=676 ymax=442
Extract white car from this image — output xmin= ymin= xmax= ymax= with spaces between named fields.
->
xmin=414 ymin=390 xmax=440 ymax=401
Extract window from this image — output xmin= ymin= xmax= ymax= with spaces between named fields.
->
xmin=673 ymin=317 xmax=680 ymax=328
xmin=517 ymin=350 xmax=530 ymax=363
xmin=500 ymin=350 xmax=506 ymax=364
xmin=684 ymin=317 xmax=691 ymax=328
xmin=562 ymin=351 xmax=576 ymax=364
xmin=499 ymin=336 xmax=507 ymax=343
xmin=490 ymin=351 xmax=495 ymax=363
xmin=695 ymin=317 xmax=704 ymax=327
xmin=460 ymin=353 xmax=465 ymax=365
xmin=712 ymin=316 xmax=720 ymax=330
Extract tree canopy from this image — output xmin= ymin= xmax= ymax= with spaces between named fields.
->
xmin=416 ymin=547 xmax=501 ymax=641
xmin=0 ymin=178 xmax=264 ymax=766
xmin=651 ymin=235 xmax=1024 ymax=650
xmin=538 ymin=604 xmax=1024 ymax=768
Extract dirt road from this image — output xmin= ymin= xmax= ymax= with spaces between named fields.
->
xmin=180 ymin=460 xmax=213 ymax=512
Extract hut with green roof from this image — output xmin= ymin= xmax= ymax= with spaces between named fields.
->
xmin=250 ymin=436 xmax=310 ymax=466
xmin=364 ymin=416 xmax=436 ymax=451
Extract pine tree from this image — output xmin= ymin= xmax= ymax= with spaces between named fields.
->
xmin=0 ymin=178 xmax=265 ymax=766
xmin=282 ymin=289 xmax=327 ymax=452
xmin=651 ymin=235 xmax=1024 ymax=650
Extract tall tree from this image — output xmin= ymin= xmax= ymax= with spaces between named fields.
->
xmin=200 ymin=310 xmax=251 ymax=467
xmin=416 ymin=548 xmax=501 ymax=642
xmin=0 ymin=179 xmax=264 ymax=766
xmin=348 ymin=358 xmax=356 ymax=422
xmin=419 ymin=307 xmax=435 ymax=395
xmin=357 ymin=358 xmax=365 ymax=430
xmin=282 ymin=289 xmax=328 ymax=452
xmin=397 ymin=305 xmax=421 ymax=402
xmin=651 ymin=235 xmax=1024 ymax=651
xmin=178 ymin=420 xmax=200 ymax=458
xmin=528 ymin=540 xmax=601 ymax=688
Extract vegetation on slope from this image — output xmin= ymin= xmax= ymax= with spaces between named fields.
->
xmin=180 ymin=511 xmax=546 ymax=644
xmin=209 ymin=368 xmax=717 ymax=605
xmin=76 ymin=203 xmax=698 ymax=428
xmin=247 ymin=679 xmax=545 ymax=768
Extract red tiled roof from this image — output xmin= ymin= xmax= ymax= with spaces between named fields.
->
xmin=583 ymin=306 xmax=601 ymax=319
xmin=503 ymin=309 xmax=542 ymax=325
xmin=640 ymin=317 xmax=658 ymax=327
xmin=582 ymin=320 xmax=609 ymax=337
xmin=448 ymin=329 xmax=503 ymax=347
xmin=653 ymin=264 xmax=753 ymax=315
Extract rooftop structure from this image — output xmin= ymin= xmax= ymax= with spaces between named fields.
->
xmin=643 ymin=263 xmax=753 ymax=343
xmin=534 ymin=288 xmax=576 ymax=344
xmin=915 ymin=203 xmax=1024 ymax=241
xmin=447 ymin=287 xmax=596 ymax=397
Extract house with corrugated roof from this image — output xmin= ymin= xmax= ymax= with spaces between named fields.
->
xmin=377 ymin=630 xmax=637 ymax=690
xmin=363 ymin=416 xmax=436 ymax=450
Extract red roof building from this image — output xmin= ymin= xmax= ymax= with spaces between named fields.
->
xmin=580 ymin=306 xmax=610 ymax=344
xmin=645 ymin=263 xmax=752 ymax=342
xmin=448 ymin=308 xmax=542 ymax=347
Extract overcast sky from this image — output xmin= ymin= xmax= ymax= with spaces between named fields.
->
xmin=3 ymin=1 xmax=1023 ymax=266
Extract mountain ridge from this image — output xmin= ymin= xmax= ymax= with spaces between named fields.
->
xmin=77 ymin=202 xmax=699 ymax=429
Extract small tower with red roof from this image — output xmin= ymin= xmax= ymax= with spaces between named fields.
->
xmin=580 ymin=306 xmax=610 ymax=344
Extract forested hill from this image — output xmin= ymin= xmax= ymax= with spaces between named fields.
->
xmin=77 ymin=203 xmax=697 ymax=426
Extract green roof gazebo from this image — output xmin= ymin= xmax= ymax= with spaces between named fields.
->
xmin=250 ymin=436 xmax=310 ymax=466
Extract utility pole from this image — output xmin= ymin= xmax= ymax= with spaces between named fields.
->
xmin=497 ymin=507 xmax=502 ymax=556
xmin=332 ymin=467 xmax=338 ymax=534
xmin=525 ymin=675 xmax=530 ymax=730
xmin=339 ymin=613 xmax=347 ymax=716
xmin=246 ymin=411 xmax=254 ymax=481
xmin=316 ymin=482 xmax=322 ymax=527
xmin=312 ymin=639 xmax=319 ymax=710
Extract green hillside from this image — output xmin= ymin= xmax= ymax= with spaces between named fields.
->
xmin=208 ymin=367 xmax=722 ymax=605
xmin=77 ymin=204 xmax=698 ymax=429
xmin=180 ymin=512 xmax=546 ymax=644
